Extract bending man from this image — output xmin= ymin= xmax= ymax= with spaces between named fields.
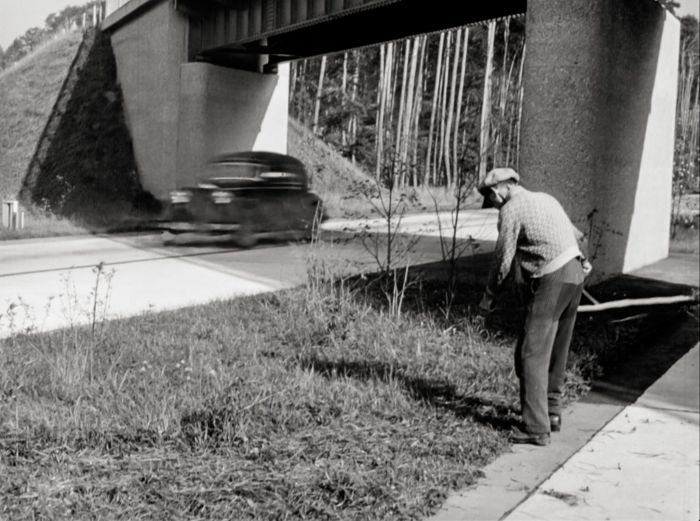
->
xmin=478 ymin=168 xmax=591 ymax=446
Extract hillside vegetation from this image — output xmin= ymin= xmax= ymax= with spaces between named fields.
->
xmin=289 ymin=117 xmax=466 ymax=219
xmin=1 ymin=28 xmax=159 ymax=232
xmin=0 ymin=32 xmax=83 ymax=201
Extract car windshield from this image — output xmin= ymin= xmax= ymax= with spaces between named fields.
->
xmin=206 ymin=161 xmax=265 ymax=182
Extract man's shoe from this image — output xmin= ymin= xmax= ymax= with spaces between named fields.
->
xmin=549 ymin=414 xmax=562 ymax=432
xmin=510 ymin=427 xmax=550 ymax=446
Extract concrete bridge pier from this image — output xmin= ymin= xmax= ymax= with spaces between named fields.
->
xmin=104 ymin=1 xmax=288 ymax=199
xmin=520 ymin=0 xmax=680 ymax=278
xmin=176 ymin=62 xmax=289 ymax=189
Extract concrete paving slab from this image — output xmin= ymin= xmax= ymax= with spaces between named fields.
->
xmin=504 ymin=344 xmax=699 ymax=521
xmin=630 ymin=253 xmax=700 ymax=288
xmin=636 ymin=343 xmax=699 ymax=412
xmin=427 ymin=402 xmax=623 ymax=521
xmin=505 ymin=405 xmax=699 ymax=521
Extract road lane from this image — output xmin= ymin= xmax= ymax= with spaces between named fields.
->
xmin=322 ymin=209 xmax=499 ymax=241
xmin=0 ymin=236 xmax=285 ymax=338
xmin=0 ymin=210 xmax=498 ymax=339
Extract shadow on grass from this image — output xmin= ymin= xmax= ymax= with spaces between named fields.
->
xmin=296 ymin=356 xmax=519 ymax=431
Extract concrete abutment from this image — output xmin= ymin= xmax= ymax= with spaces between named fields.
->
xmin=104 ymin=0 xmax=288 ymax=199
xmin=520 ymin=0 xmax=680 ymax=278
xmin=176 ymin=62 xmax=289 ymax=189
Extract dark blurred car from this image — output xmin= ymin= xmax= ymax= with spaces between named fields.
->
xmin=160 ymin=151 xmax=324 ymax=247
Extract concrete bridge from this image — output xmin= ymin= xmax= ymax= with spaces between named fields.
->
xmin=102 ymin=0 xmax=680 ymax=278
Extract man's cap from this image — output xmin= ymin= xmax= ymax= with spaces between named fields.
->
xmin=477 ymin=167 xmax=520 ymax=196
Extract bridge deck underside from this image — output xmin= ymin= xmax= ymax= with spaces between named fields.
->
xmin=190 ymin=0 xmax=526 ymax=68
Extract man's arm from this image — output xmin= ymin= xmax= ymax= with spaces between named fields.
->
xmin=573 ymin=225 xmax=593 ymax=277
xmin=573 ymin=223 xmax=594 ymax=254
xmin=480 ymin=210 xmax=519 ymax=312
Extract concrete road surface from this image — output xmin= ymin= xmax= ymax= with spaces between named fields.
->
xmin=0 ymin=210 xmax=498 ymax=339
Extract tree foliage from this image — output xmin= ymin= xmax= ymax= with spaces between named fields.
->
xmin=290 ymin=17 xmax=526 ymax=189
xmin=672 ymin=15 xmax=700 ymax=234
xmin=0 ymin=1 xmax=103 ymax=71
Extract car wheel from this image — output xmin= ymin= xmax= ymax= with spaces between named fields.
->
xmin=235 ymin=225 xmax=257 ymax=248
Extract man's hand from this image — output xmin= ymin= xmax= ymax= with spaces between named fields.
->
xmin=582 ymin=259 xmax=593 ymax=277
xmin=478 ymin=293 xmax=495 ymax=315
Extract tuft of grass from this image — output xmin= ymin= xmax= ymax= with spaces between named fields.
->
xmin=670 ymin=225 xmax=699 ymax=254
xmin=0 ymin=207 xmax=88 ymax=240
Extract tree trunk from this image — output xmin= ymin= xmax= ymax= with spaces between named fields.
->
xmin=297 ymin=60 xmax=308 ymax=124
xmin=377 ymin=43 xmax=395 ymax=177
xmin=385 ymin=42 xmax=397 ymax=173
xmin=350 ymin=50 xmax=360 ymax=163
xmin=312 ymin=55 xmax=327 ymax=135
xmin=515 ymin=43 xmax=526 ymax=172
xmin=479 ymin=20 xmax=496 ymax=182
xmin=505 ymin=43 xmax=524 ymax=166
xmin=494 ymin=19 xmax=510 ymax=164
xmin=376 ymin=45 xmax=387 ymax=177
xmin=444 ymin=29 xmax=461 ymax=187
xmin=396 ymin=39 xmax=411 ymax=185
xmin=454 ymin=28 xmax=469 ymax=183
xmin=426 ymin=32 xmax=445 ymax=185
xmin=412 ymin=36 xmax=427 ymax=186
xmin=402 ymin=36 xmax=420 ymax=186
xmin=341 ymin=52 xmax=348 ymax=147
xmin=437 ymin=31 xmax=452 ymax=185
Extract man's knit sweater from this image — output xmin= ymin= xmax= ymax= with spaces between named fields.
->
xmin=486 ymin=187 xmax=584 ymax=294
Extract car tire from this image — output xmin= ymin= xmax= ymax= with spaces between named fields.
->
xmin=235 ymin=225 xmax=257 ymax=248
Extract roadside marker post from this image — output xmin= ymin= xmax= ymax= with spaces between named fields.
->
xmin=2 ymin=200 xmax=25 ymax=230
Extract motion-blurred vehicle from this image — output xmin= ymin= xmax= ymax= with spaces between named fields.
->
xmin=160 ymin=151 xmax=324 ymax=247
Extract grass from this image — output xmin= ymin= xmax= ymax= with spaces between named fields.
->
xmin=0 ymin=249 xmax=674 ymax=520
xmin=670 ymin=193 xmax=699 ymax=254
xmin=670 ymin=224 xmax=700 ymax=254
xmin=0 ymin=31 xmax=84 ymax=202
xmin=0 ymin=208 xmax=88 ymax=240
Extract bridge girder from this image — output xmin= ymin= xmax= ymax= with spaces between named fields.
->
xmin=177 ymin=0 xmax=526 ymax=70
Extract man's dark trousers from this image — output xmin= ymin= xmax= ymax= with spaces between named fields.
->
xmin=515 ymin=258 xmax=584 ymax=434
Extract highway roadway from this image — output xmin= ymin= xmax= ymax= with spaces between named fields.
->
xmin=0 ymin=210 xmax=498 ymax=338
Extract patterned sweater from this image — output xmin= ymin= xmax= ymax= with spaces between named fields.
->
xmin=486 ymin=187 xmax=584 ymax=294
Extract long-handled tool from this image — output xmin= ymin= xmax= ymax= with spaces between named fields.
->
xmin=578 ymin=288 xmax=698 ymax=313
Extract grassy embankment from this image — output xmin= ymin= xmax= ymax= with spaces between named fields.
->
xmin=0 ymin=32 xmax=88 ymax=239
xmin=1 ymin=29 xmax=154 ymax=239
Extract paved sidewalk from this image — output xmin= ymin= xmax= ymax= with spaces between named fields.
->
xmin=429 ymin=343 xmax=699 ymax=521
xmin=505 ymin=344 xmax=699 ymax=521
xmin=428 ymin=253 xmax=699 ymax=521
